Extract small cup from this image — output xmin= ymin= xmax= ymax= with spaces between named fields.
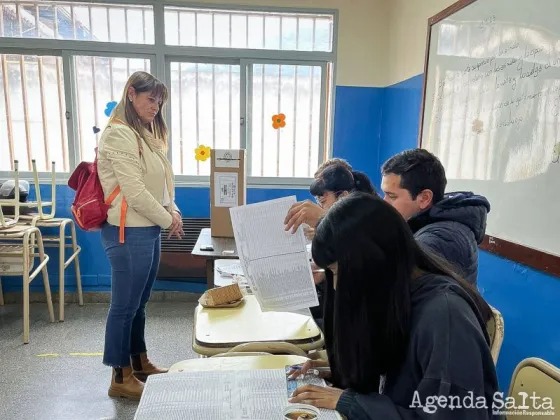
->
xmin=283 ymin=404 xmax=320 ymax=420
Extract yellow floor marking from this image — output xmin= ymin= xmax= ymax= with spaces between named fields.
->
xmin=69 ymin=352 xmax=103 ymax=356
xmin=37 ymin=353 xmax=59 ymax=357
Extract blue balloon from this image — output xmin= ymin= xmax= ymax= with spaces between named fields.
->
xmin=104 ymin=101 xmax=117 ymax=117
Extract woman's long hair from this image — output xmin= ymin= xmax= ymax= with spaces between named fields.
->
xmin=311 ymin=192 xmax=492 ymax=394
xmin=111 ymin=71 xmax=169 ymax=145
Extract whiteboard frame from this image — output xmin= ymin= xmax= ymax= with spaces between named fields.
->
xmin=418 ymin=0 xmax=560 ymax=278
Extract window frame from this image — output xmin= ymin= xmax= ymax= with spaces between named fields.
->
xmin=0 ymin=1 xmax=338 ymax=188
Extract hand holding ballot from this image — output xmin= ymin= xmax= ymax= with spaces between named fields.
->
xmin=284 ymin=200 xmax=326 ymax=233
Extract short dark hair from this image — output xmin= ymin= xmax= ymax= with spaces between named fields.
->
xmin=314 ymin=158 xmax=352 ymax=178
xmin=381 ymin=149 xmax=447 ymax=204
xmin=310 ymin=164 xmax=376 ymax=197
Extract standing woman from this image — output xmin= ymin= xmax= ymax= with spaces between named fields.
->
xmin=97 ymin=71 xmax=183 ymax=400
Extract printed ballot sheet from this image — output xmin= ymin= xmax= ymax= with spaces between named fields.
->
xmin=229 ymin=196 xmax=319 ymax=312
xmin=134 ymin=369 xmax=339 ymax=420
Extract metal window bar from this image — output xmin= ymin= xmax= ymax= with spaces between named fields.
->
xmin=34 ymin=4 xmax=39 ymax=37
xmin=0 ymin=6 xmax=4 ymax=37
xmin=276 ymin=65 xmax=281 ymax=176
xmin=91 ymin=56 xmax=99 ymax=145
xmin=245 ymin=14 xmax=249 ymax=48
xmin=75 ymin=57 xmax=84 ymax=157
xmin=307 ymin=66 xmax=316 ymax=177
xmin=292 ymin=21 xmax=300 ymax=177
xmin=37 ymin=56 xmax=51 ymax=169
xmin=142 ymin=8 xmax=146 ymax=45
xmin=291 ymin=65 xmax=298 ymax=177
xmin=176 ymin=10 xmax=180 ymax=47
xmin=87 ymin=5 xmax=93 ymax=41
xmin=55 ymin=57 xmax=67 ymax=170
xmin=53 ymin=5 xmax=58 ymax=39
xmin=260 ymin=65 xmax=265 ymax=176
xmin=71 ymin=5 xmax=76 ymax=40
xmin=124 ymin=9 xmax=129 ymax=75
xmin=229 ymin=13 xmax=233 ymax=149
xmin=106 ymin=7 xmax=115 ymax=96
xmin=211 ymin=12 xmax=215 ymax=47
xmin=1 ymin=55 xmax=15 ymax=169
xmin=261 ymin=14 xmax=265 ymax=49
xmin=178 ymin=62 xmax=184 ymax=174
xmin=195 ymin=62 xmax=200 ymax=174
xmin=16 ymin=7 xmax=33 ymax=170
xmin=212 ymin=64 xmax=216 ymax=149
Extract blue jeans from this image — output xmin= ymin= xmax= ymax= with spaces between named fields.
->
xmin=101 ymin=224 xmax=161 ymax=367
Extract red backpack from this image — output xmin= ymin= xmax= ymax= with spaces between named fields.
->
xmin=68 ymin=148 xmax=128 ymax=243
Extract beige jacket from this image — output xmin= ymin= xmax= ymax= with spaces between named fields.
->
xmin=97 ymin=123 xmax=176 ymax=229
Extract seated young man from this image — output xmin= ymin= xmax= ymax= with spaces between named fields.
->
xmin=381 ymin=148 xmax=490 ymax=286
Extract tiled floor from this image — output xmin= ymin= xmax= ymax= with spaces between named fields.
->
xmin=0 ymin=300 xmax=199 ymax=420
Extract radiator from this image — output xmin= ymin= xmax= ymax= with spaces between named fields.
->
xmin=158 ymin=217 xmax=210 ymax=280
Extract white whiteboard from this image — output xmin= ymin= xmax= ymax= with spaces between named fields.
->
xmin=421 ymin=0 xmax=560 ymax=258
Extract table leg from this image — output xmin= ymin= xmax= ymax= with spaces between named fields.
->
xmin=206 ymin=259 xmax=215 ymax=290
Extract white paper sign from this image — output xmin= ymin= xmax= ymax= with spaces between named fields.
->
xmin=214 ymin=172 xmax=238 ymax=208
xmin=214 ymin=149 xmax=240 ymax=168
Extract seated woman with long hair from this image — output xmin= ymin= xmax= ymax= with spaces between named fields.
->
xmin=289 ymin=192 xmax=501 ymax=419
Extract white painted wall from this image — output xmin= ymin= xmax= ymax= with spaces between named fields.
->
xmin=173 ymin=0 xmax=390 ymax=87
xmin=386 ymin=0 xmax=456 ymax=85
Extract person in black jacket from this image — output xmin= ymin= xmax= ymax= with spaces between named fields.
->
xmin=289 ymin=193 xmax=502 ymax=419
xmin=381 ymin=149 xmax=490 ymax=286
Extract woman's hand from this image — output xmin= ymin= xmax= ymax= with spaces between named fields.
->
xmin=168 ymin=211 xmax=183 ymax=240
xmin=284 ymin=201 xmax=326 ymax=233
xmin=289 ymin=385 xmax=344 ymax=410
xmin=287 ymin=359 xmax=330 ymax=380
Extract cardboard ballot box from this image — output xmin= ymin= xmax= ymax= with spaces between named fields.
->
xmin=210 ymin=149 xmax=246 ymax=238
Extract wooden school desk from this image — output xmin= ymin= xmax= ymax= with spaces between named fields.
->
xmin=193 ymin=295 xmax=324 ymax=356
xmin=191 ymin=228 xmax=237 ymax=289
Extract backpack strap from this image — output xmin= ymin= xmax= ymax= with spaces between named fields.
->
xmin=104 ymin=119 xmax=142 ymax=244
xmin=105 ymin=185 xmax=127 ymax=244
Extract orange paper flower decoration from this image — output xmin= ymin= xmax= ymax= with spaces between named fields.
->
xmin=272 ymin=113 xmax=286 ymax=129
xmin=195 ymin=145 xmax=211 ymax=162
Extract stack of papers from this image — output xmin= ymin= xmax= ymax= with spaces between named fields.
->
xmin=134 ymin=369 xmax=339 ymax=420
xmin=229 ymin=196 xmax=319 ymax=312
xmin=216 ymin=261 xmax=245 ymax=277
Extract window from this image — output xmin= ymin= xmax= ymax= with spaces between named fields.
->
xmin=0 ymin=2 xmax=154 ymax=43
xmin=249 ymin=64 xmax=323 ymax=178
xmin=164 ymin=7 xmax=333 ymax=52
xmin=0 ymin=53 xmax=67 ymax=172
xmin=169 ymin=61 xmax=240 ymax=176
xmin=74 ymin=55 xmax=151 ymax=162
xmin=0 ymin=2 xmax=336 ymax=185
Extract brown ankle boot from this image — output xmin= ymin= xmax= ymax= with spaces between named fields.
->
xmin=108 ymin=367 xmax=144 ymax=400
xmin=131 ymin=353 xmax=168 ymax=382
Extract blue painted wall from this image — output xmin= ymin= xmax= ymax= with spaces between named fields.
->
xmin=332 ymin=86 xmax=384 ymax=187
xmin=380 ymin=74 xmax=560 ymax=392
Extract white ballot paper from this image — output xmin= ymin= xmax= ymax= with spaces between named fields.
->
xmin=134 ymin=369 xmax=339 ymax=420
xmin=229 ymin=196 xmax=319 ymax=312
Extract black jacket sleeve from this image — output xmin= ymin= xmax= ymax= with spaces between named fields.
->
xmin=335 ymin=293 xmax=501 ymax=420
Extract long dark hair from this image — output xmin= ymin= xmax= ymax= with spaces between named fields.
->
xmin=311 ymin=192 xmax=492 ymax=394
xmin=310 ymin=164 xmax=376 ymax=197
